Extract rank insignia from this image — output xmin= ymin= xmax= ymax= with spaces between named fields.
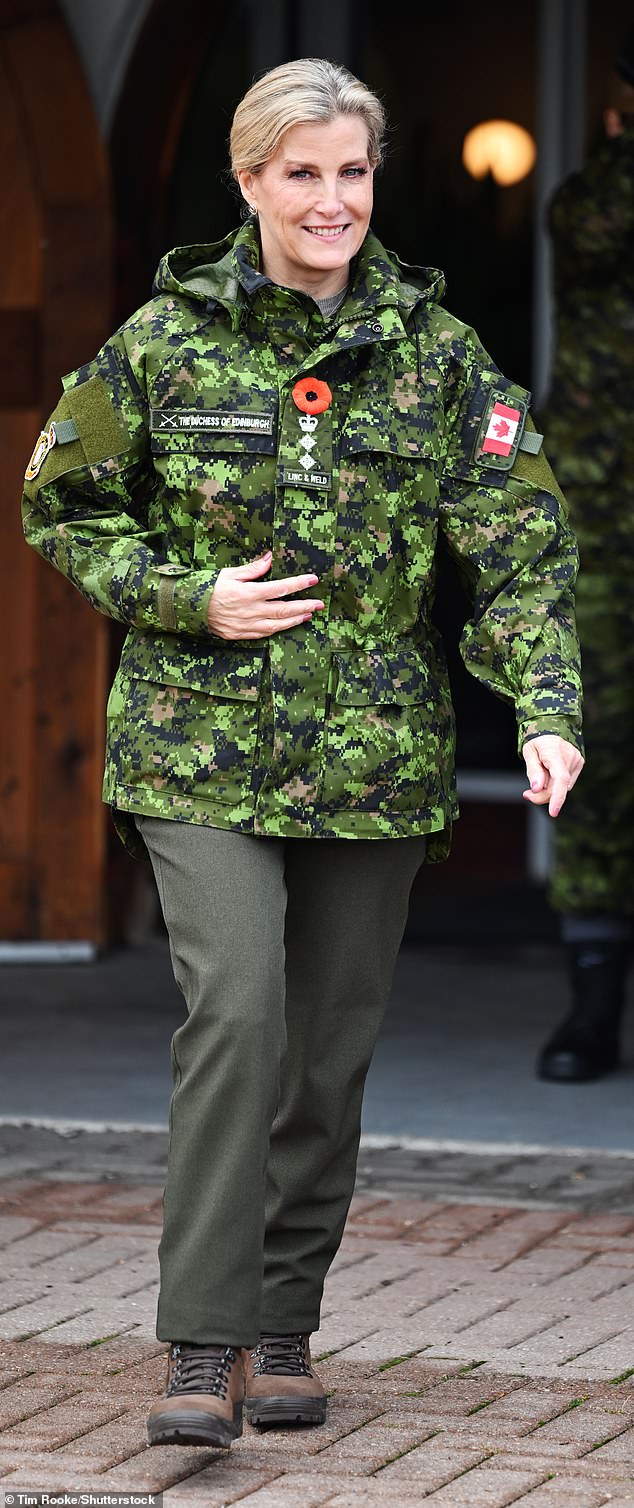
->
xmin=291 ymin=376 xmax=333 ymax=478
xmin=25 ymin=423 xmax=56 ymax=480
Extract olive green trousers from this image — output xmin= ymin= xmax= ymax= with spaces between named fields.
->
xmin=135 ymin=814 xmax=426 ymax=1347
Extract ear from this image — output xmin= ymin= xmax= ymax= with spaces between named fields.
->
xmin=236 ymin=169 xmax=258 ymax=213
xmin=604 ymin=107 xmax=624 ymax=138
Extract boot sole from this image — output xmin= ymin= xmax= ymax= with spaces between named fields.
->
xmin=245 ymin=1395 xmax=327 ymax=1428
xmin=538 ymin=1054 xmax=618 ymax=1083
xmin=148 ymin=1403 xmax=242 ymax=1448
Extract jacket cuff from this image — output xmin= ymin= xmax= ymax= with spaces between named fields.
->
xmin=156 ymin=565 xmax=218 ymax=636
xmin=518 ymin=719 xmax=584 ymax=757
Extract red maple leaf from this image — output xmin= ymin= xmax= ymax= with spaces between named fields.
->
xmin=494 ymin=419 xmax=510 ymax=439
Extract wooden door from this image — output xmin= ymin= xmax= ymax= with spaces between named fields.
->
xmin=0 ymin=0 xmax=112 ymax=941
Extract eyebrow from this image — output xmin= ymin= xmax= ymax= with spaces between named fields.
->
xmin=282 ymin=158 xmax=369 ymax=169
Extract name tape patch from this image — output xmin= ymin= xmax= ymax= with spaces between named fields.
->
xmin=151 ymin=408 xmax=274 ymax=436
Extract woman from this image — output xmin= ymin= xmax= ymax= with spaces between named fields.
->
xmin=22 ymin=58 xmax=584 ymax=1450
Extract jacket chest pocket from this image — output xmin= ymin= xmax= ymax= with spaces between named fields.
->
xmin=150 ymin=410 xmax=278 ymax=555
xmin=321 ymin=646 xmax=455 ymax=815
xmin=108 ymin=634 xmax=266 ymax=807
xmin=334 ymin=420 xmax=440 ymax=609
xmin=338 ymin=415 xmax=439 ymax=524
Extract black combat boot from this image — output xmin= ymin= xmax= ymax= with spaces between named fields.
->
xmin=537 ymin=941 xmax=630 ymax=1083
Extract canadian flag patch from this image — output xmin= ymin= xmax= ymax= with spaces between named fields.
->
xmin=480 ymin=401 xmax=522 ymax=457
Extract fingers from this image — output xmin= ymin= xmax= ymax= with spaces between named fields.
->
xmin=522 ymin=778 xmax=566 ymax=815
xmin=523 ymin=741 xmax=547 ymax=794
xmin=231 ymin=594 xmax=324 ymax=627
xmin=260 ymin=611 xmax=317 ymax=635
xmin=523 ymin=778 xmax=568 ymax=817
xmin=249 ymin=572 xmax=321 ymax=600
xmin=251 ymin=599 xmax=323 ymax=632
xmin=566 ymin=752 xmax=585 ymax=792
xmin=224 ymin=553 xmax=321 ymax=599
xmin=209 ymin=550 xmax=325 ymax=638
xmin=547 ymin=772 xmax=570 ymax=818
xmin=230 ymin=551 xmax=273 ymax=580
xmin=521 ymin=737 xmax=585 ymax=819
xmin=235 ymin=610 xmax=318 ymax=639
xmin=522 ymin=787 xmax=550 ymax=808
xmin=263 ymin=597 xmax=324 ymax=620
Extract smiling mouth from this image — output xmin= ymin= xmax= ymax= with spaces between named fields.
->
xmin=303 ymin=225 xmax=349 ymax=238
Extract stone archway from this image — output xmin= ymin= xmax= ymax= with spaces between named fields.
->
xmin=0 ymin=0 xmax=112 ymax=943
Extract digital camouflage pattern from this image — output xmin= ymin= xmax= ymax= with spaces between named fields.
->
xmin=22 ymin=219 xmax=583 ymax=860
xmin=544 ymin=127 xmax=634 ymax=915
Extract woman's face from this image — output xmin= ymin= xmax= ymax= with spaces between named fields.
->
xmin=237 ymin=115 xmax=374 ymax=291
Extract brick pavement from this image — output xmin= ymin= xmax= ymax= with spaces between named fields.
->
xmin=0 ymin=1176 xmax=634 ymax=1505
xmin=3 ymin=1124 xmax=634 ymax=1212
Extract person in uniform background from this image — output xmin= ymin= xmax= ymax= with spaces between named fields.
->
xmin=537 ymin=28 xmax=634 ymax=1084
xmin=22 ymin=60 xmax=583 ymax=1449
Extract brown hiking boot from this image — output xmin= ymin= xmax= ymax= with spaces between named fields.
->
xmin=244 ymin=1332 xmax=327 ymax=1427
xmin=147 ymin=1342 xmax=244 ymax=1447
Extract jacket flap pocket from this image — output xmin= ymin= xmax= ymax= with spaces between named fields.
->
xmin=121 ymin=631 xmax=265 ymax=699
xmin=332 ymin=647 xmax=430 ymax=705
xmin=150 ymin=405 xmax=277 ymax=456
xmin=340 ymin=391 xmax=441 ymax=460
xmin=340 ymin=419 xmax=429 ymax=460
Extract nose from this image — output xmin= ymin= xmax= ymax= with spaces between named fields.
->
xmin=312 ymin=177 xmax=346 ymax=219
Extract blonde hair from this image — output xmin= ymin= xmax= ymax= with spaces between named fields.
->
xmin=230 ymin=58 xmax=386 ymax=180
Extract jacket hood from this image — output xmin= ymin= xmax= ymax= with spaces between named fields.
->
xmin=153 ymin=220 xmax=446 ymax=320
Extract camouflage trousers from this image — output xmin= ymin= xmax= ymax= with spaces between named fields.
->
xmin=135 ymin=814 xmax=426 ymax=1346
xmin=550 ymin=565 xmax=634 ymax=917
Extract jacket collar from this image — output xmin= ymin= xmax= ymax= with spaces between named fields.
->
xmin=154 ymin=219 xmax=445 ymax=355
xmin=229 ymin=216 xmax=445 ymax=322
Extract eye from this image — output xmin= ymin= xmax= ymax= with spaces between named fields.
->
xmin=289 ymin=169 xmax=312 ymax=179
xmin=342 ymin=167 xmax=368 ymax=177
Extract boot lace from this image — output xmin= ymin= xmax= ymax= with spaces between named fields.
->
xmin=251 ymin=1332 xmax=311 ymax=1377
xmin=167 ymin=1342 xmax=236 ymax=1397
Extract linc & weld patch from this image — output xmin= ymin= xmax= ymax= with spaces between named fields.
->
xmin=278 ymin=466 xmax=332 ymax=490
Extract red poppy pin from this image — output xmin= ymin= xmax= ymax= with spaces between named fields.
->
xmin=292 ymin=377 xmax=332 ymax=416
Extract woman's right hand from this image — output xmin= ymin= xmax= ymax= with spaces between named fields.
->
xmin=207 ymin=551 xmax=324 ymax=640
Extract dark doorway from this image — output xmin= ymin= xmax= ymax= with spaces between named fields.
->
xmin=0 ymin=0 xmax=111 ymax=943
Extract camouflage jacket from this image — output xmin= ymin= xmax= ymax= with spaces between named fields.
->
xmin=22 ymin=220 xmax=582 ymax=859
xmin=544 ymin=125 xmax=634 ymax=566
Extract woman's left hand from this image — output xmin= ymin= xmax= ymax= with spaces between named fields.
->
xmin=522 ymin=736 xmax=585 ymax=818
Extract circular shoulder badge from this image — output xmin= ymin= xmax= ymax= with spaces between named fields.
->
xmin=25 ymin=423 xmax=56 ymax=481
